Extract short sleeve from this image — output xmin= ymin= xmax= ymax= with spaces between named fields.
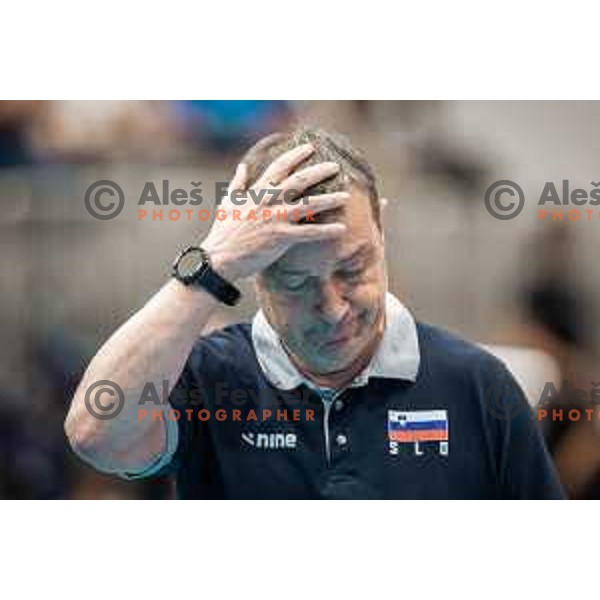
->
xmin=120 ymin=344 xmax=204 ymax=480
xmin=488 ymin=362 xmax=566 ymax=499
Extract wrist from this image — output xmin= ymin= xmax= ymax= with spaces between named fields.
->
xmin=171 ymin=243 xmax=242 ymax=306
xmin=201 ymin=243 xmax=241 ymax=283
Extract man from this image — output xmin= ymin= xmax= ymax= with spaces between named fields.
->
xmin=65 ymin=127 xmax=565 ymax=499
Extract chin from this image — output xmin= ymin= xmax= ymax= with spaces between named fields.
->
xmin=308 ymin=345 xmax=361 ymax=374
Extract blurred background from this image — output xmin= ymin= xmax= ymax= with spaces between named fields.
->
xmin=1 ymin=100 xmax=599 ymax=499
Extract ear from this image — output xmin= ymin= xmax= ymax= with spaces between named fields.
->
xmin=253 ymin=273 xmax=263 ymax=294
xmin=378 ymin=197 xmax=388 ymax=241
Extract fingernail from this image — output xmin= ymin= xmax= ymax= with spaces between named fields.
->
xmin=327 ymin=162 xmax=340 ymax=170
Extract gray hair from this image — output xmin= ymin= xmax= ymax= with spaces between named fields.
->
xmin=240 ymin=125 xmax=381 ymax=228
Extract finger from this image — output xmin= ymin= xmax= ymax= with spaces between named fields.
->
xmin=285 ymin=222 xmax=347 ymax=241
xmin=228 ymin=163 xmax=248 ymax=195
xmin=380 ymin=197 xmax=388 ymax=210
xmin=257 ymin=143 xmax=315 ymax=188
xmin=278 ymin=162 xmax=340 ymax=201
xmin=292 ymin=191 xmax=350 ymax=219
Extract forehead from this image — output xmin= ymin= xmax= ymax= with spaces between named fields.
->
xmin=270 ymin=187 xmax=380 ymax=274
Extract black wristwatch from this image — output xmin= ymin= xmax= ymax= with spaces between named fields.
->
xmin=171 ymin=245 xmax=241 ymax=306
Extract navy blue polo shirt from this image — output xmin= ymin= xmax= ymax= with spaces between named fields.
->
xmin=142 ymin=296 xmax=564 ymax=499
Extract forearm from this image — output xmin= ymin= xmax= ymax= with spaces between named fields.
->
xmin=65 ymin=278 xmax=221 ymax=472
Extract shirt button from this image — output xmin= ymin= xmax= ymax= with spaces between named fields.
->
xmin=334 ymin=399 xmax=344 ymax=411
xmin=335 ymin=433 xmax=348 ymax=447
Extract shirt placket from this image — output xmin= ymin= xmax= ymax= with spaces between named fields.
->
xmin=319 ymin=387 xmax=346 ymax=467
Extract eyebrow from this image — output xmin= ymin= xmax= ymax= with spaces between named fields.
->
xmin=276 ymin=244 xmax=373 ymax=276
xmin=338 ymin=244 xmax=373 ymax=266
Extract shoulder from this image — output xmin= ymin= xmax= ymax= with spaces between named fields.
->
xmin=189 ymin=322 xmax=254 ymax=364
xmin=179 ymin=322 xmax=265 ymax=389
xmin=415 ymin=321 xmax=508 ymax=381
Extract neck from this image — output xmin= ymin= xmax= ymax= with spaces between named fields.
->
xmin=287 ymin=310 xmax=386 ymax=390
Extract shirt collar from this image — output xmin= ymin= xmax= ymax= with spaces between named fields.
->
xmin=251 ymin=292 xmax=420 ymax=391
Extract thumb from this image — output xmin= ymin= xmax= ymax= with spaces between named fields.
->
xmin=228 ymin=163 xmax=248 ymax=195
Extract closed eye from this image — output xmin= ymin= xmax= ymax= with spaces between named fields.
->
xmin=282 ymin=274 xmax=309 ymax=291
xmin=337 ymin=266 xmax=365 ymax=281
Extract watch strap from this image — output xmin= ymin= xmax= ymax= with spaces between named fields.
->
xmin=197 ymin=256 xmax=241 ymax=306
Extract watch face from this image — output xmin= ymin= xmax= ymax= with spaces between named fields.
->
xmin=174 ymin=246 xmax=206 ymax=282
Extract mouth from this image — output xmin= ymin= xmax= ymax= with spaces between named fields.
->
xmin=322 ymin=334 xmax=351 ymax=349
xmin=320 ymin=321 xmax=357 ymax=349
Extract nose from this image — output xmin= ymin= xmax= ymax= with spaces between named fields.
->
xmin=316 ymin=279 xmax=350 ymax=325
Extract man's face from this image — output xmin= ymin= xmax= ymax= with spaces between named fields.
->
xmin=255 ymin=186 xmax=387 ymax=375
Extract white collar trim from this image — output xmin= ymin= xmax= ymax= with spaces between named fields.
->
xmin=251 ymin=292 xmax=420 ymax=391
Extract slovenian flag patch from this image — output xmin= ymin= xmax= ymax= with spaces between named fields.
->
xmin=388 ymin=409 xmax=449 ymax=443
